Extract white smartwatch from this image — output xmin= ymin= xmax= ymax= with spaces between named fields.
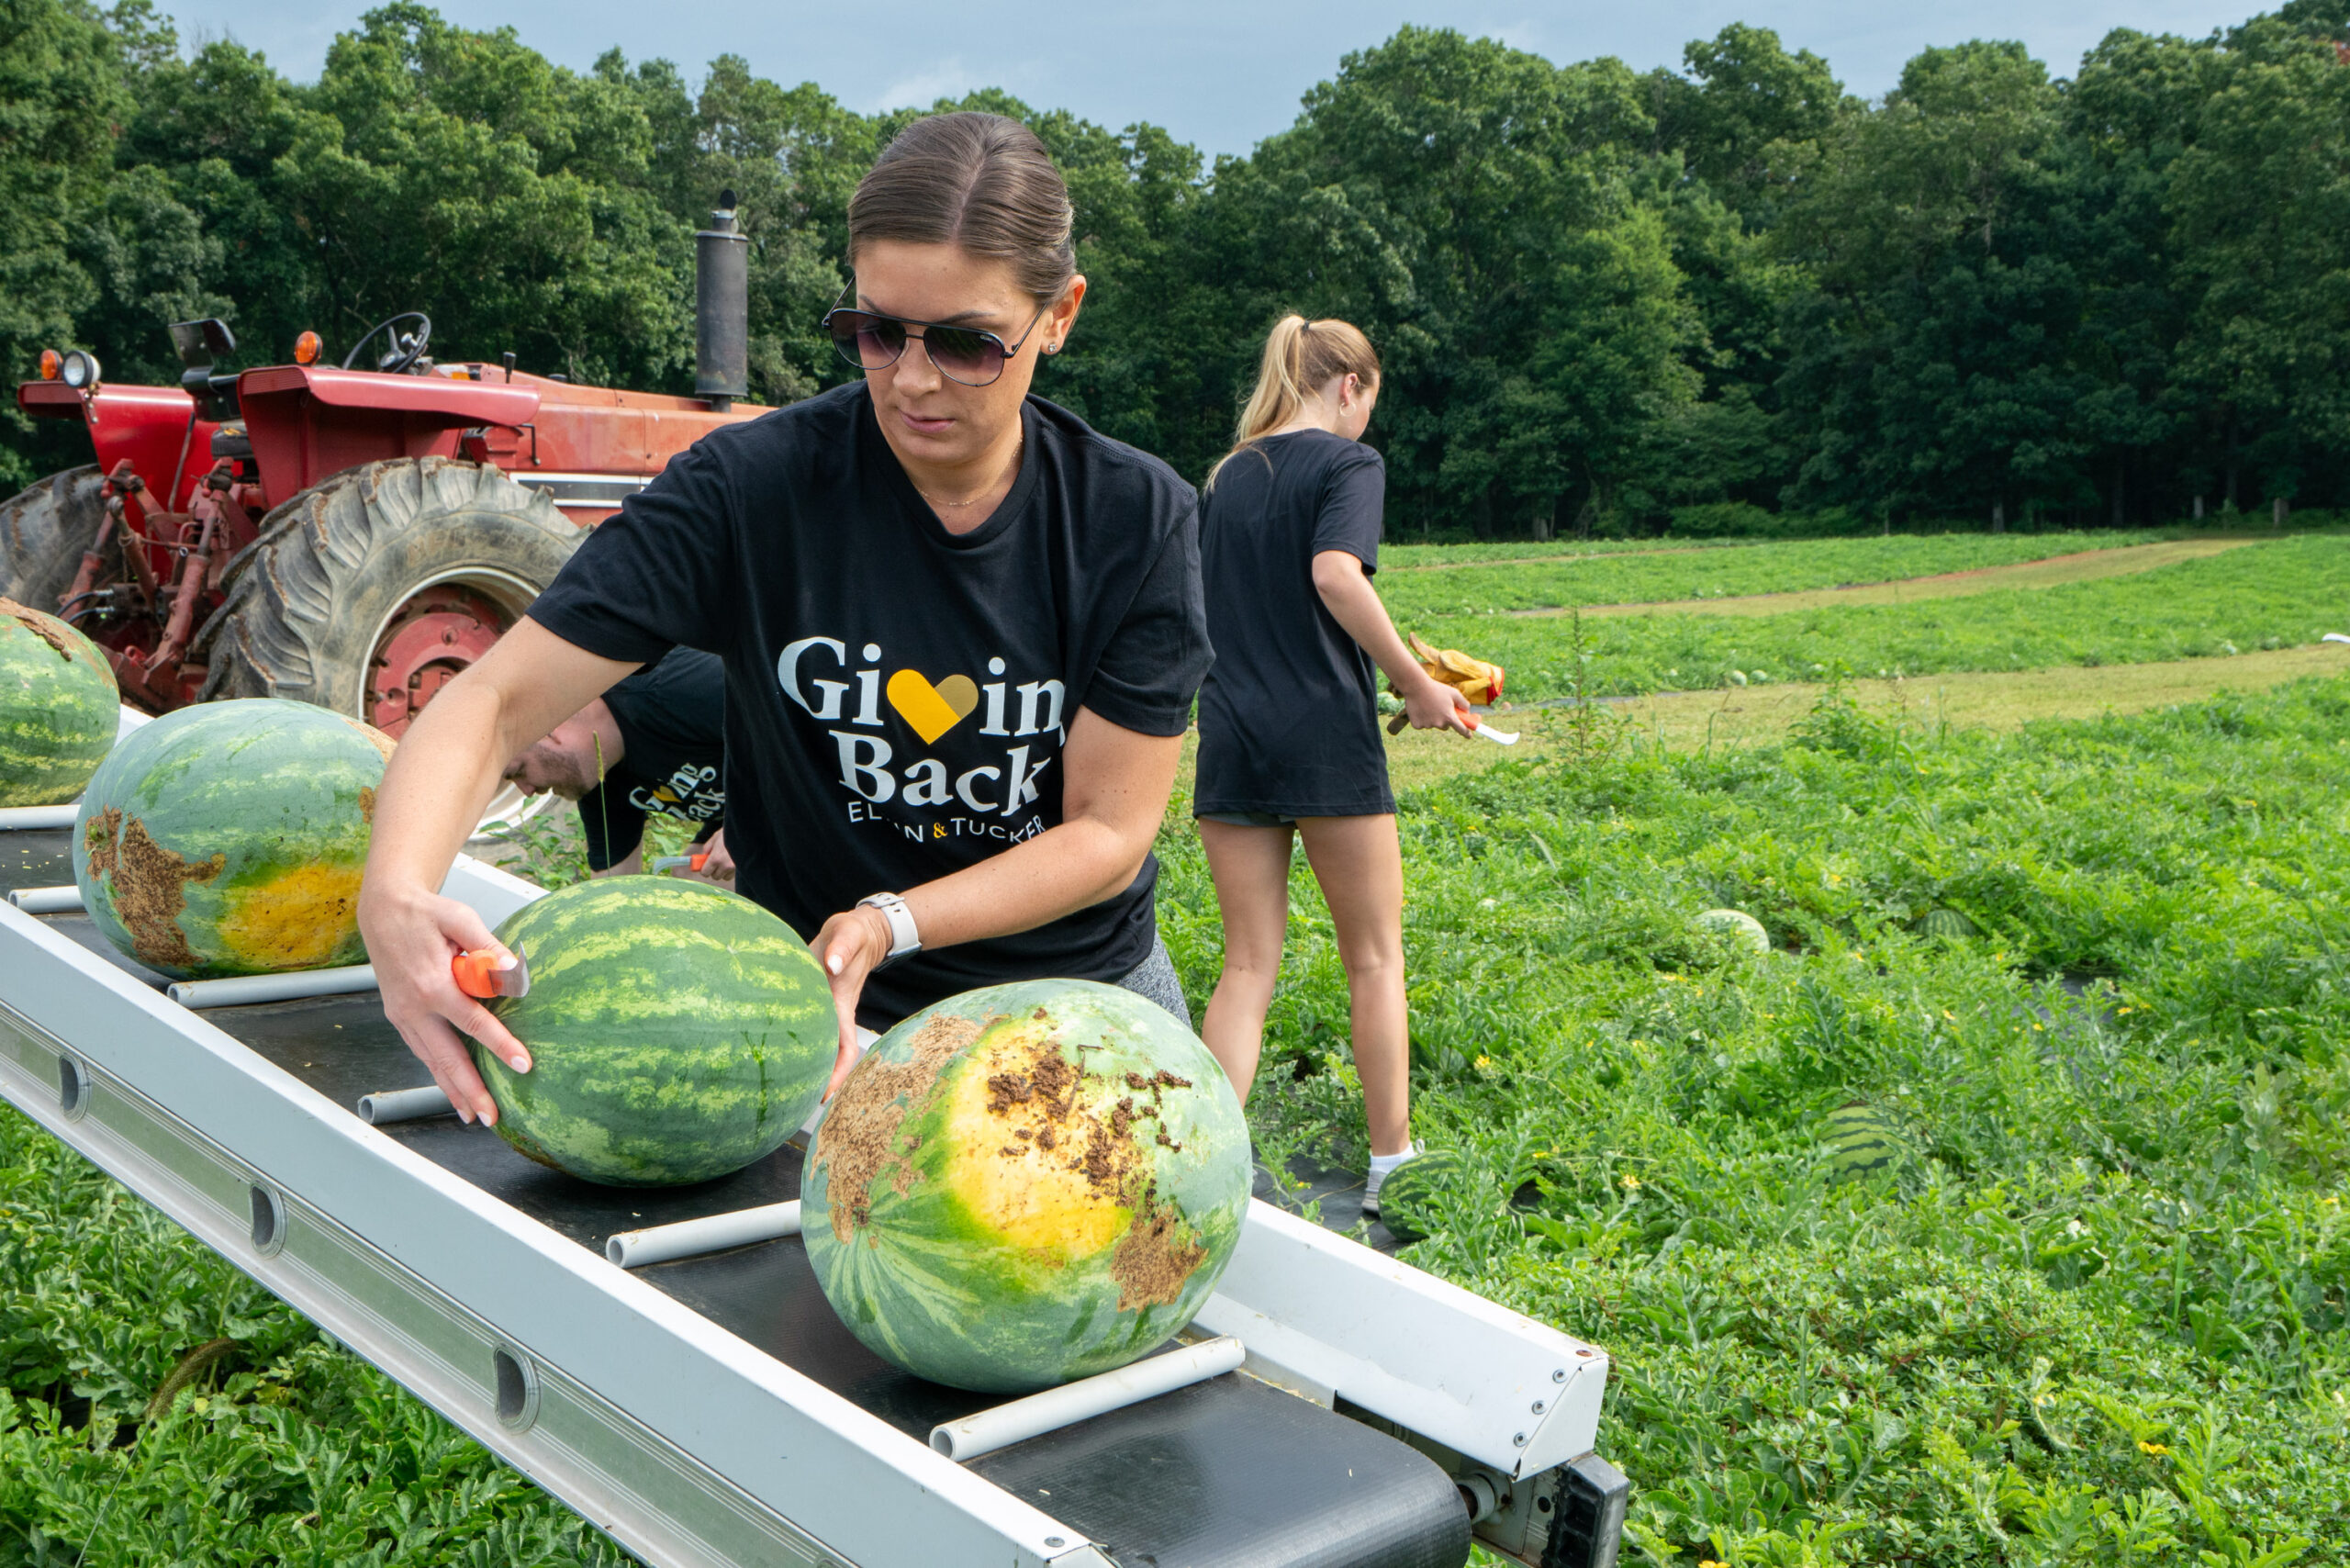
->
xmin=856 ymin=891 xmax=921 ymax=968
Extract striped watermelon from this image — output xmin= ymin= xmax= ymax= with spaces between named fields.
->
xmin=73 ymin=700 xmax=390 ymax=979
xmin=803 ymin=980 xmax=1250 ymax=1394
xmin=1822 ymin=1101 xmax=1907 ymax=1182
xmin=1915 ymin=908 xmax=1977 ymax=939
xmin=0 ymin=597 xmax=118 ymax=807
xmin=1696 ymin=908 xmax=1771 ymax=953
xmin=1372 ymin=1148 xmax=1462 ymax=1243
xmin=474 ymin=877 xmax=834 ymax=1187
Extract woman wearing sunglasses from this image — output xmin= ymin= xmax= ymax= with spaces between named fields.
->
xmin=1192 ymin=316 xmax=1472 ymax=1216
xmin=358 ymin=112 xmax=1211 ymax=1126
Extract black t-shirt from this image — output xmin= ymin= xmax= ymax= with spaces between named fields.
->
xmin=578 ymin=648 xmax=727 ymax=871
xmin=527 ymin=381 xmax=1211 ymax=1026
xmin=1195 ymin=430 xmax=1393 ymax=817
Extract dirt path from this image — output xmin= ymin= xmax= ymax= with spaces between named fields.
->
xmin=1505 ymin=538 xmax=2267 ymax=620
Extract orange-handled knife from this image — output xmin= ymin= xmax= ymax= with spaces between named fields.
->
xmin=452 ymin=943 xmax=530 ymax=1000
xmin=1386 ymin=711 xmax=1519 ymax=745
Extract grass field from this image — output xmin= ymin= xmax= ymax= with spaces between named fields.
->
xmin=1381 ymin=530 xmax=2182 ymax=617
xmin=1159 ymin=676 xmax=2350 ymax=1564
xmin=8 ymin=528 xmax=2350 ymax=1566
xmin=1428 ymin=534 xmax=2350 ymax=702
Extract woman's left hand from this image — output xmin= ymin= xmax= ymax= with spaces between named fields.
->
xmin=811 ymin=904 xmax=892 ymax=1099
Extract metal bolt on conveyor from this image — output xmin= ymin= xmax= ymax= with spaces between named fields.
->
xmin=356 ymin=1085 xmax=456 ymax=1125
xmin=0 ymin=806 xmax=79 ymax=831
xmin=930 ymin=1337 xmax=1248 ymax=1462
xmin=607 ymin=1202 xmax=805 ymax=1268
xmin=170 ymin=965 xmax=379 ymax=1007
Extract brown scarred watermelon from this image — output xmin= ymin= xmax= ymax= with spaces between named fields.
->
xmin=73 ymin=699 xmax=391 ymax=979
xmin=803 ymin=980 xmax=1251 ymax=1394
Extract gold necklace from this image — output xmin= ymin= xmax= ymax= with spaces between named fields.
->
xmin=912 ymin=442 xmax=1022 ymax=512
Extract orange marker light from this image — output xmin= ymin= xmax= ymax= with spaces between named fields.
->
xmin=37 ymin=350 xmax=60 ymax=381
xmin=293 ymin=330 xmax=321 ymax=365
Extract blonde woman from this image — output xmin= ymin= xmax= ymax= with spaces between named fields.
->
xmin=1193 ymin=316 xmax=1471 ymax=1213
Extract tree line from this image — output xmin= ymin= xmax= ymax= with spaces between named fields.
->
xmin=4 ymin=0 xmax=2346 ymax=537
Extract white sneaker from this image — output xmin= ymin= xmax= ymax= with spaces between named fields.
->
xmin=1362 ymin=1139 xmax=1425 ymax=1218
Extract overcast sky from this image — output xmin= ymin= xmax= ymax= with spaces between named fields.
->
xmin=161 ymin=1 xmax=2258 ymax=158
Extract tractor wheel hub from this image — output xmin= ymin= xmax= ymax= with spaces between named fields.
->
xmin=368 ymin=585 xmax=509 ymax=736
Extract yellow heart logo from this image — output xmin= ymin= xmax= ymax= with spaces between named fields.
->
xmin=887 ymin=669 xmax=979 ymax=745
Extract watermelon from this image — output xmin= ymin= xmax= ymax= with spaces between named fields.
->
xmin=1695 ymin=908 xmax=1771 ymax=953
xmin=1822 ymin=1101 xmax=1907 ymax=1182
xmin=1372 ymin=1148 xmax=1462 ymax=1243
xmin=1915 ymin=907 xmax=1977 ymax=939
xmin=803 ymin=980 xmax=1250 ymax=1394
xmin=73 ymin=699 xmax=390 ymax=979
xmin=472 ymin=877 xmax=834 ymax=1187
xmin=0 ymin=597 xmax=118 ymax=807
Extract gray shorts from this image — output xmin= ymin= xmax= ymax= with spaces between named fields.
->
xmin=1116 ymin=929 xmax=1192 ymax=1030
xmin=1198 ymin=810 xmax=1295 ymax=828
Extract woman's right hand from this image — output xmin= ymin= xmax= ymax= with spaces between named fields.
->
xmin=1405 ymin=674 xmax=1476 ymax=736
xmin=359 ymin=881 xmax=533 ymax=1126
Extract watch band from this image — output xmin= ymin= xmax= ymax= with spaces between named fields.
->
xmin=856 ymin=891 xmax=921 ymax=967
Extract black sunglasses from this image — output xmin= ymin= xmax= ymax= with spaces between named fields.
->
xmin=822 ymin=289 xmax=1052 ymax=387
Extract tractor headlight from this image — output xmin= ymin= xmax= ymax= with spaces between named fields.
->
xmin=59 ymin=350 xmax=101 ymax=391
xmin=37 ymin=349 xmax=61 ymax=381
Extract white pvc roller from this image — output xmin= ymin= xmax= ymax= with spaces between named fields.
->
xmin=8 ymin=885 xmax=84 ymax=913
xmin=168 ymin=964 xmax=378 ymax=1008
xmin=0 ymin=805 xmax=79 ymax=831
xmin=357 ymin=1085 xmax=455 ymax=1125
xmin=607 ymin=1201 xmax=803 ymax=1268
xmin=929 ymin=1336 xmax=1248 ymax=1462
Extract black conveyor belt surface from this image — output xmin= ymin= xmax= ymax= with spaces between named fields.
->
xmin=6 ymin=830 xmax=1471 ymax=1568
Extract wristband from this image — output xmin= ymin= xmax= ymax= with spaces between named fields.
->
xmin=856 ymin=891 xmax=921 ymax=968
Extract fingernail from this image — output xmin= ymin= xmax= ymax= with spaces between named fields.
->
xmin=509 ymin=1056 xmax=528 ymax=1070
xmin=828 ymin=954 xmax=843 ymax=975
xmin=457 ymin=1108 xmax=474 ymax=1125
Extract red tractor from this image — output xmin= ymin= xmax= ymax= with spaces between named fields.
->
xmin=6 ymin=201 xmax=755 ymax=767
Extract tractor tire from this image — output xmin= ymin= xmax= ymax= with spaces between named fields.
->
xmin=196 ymin=456 xmax=580 ymax=719
xmin=0 ymin=465 xmax=107 ymax=612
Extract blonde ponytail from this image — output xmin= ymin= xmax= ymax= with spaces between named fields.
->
xmin=1205 ymin=315 xmax=1382 ymax=489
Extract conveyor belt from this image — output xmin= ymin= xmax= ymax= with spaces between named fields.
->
xmin=5 ymin=830 xmax=1470 ymax=1568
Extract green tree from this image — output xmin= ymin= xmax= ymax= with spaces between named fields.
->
xmin=0 ymin=0 xmax=149 ymax=489
xmin=2165 ymin=3 xmax=2350 ymax=512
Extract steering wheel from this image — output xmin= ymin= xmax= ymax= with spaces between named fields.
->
xmin=342 ymin=312 xmax=433 ymax=374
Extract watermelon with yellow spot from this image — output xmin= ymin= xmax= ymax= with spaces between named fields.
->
xmin=73 ymin=699 xmax=391 ymax=979
xmin=473 ymin=877 xmax=835 ymax=1186
xmin=803 ymin=980 xmax=1251 ymax=1394
xmin=0 ymin=597 xmax=118 ymax=807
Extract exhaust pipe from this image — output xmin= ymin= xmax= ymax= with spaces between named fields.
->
xmin=696 ymin=190 xmax=749 ymax=410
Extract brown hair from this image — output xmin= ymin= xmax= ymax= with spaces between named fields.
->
xmin=847 ymin=112 xmax=1076 ymax=306
xmin=1207 ymin=315 xmax=1382 ymax=488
